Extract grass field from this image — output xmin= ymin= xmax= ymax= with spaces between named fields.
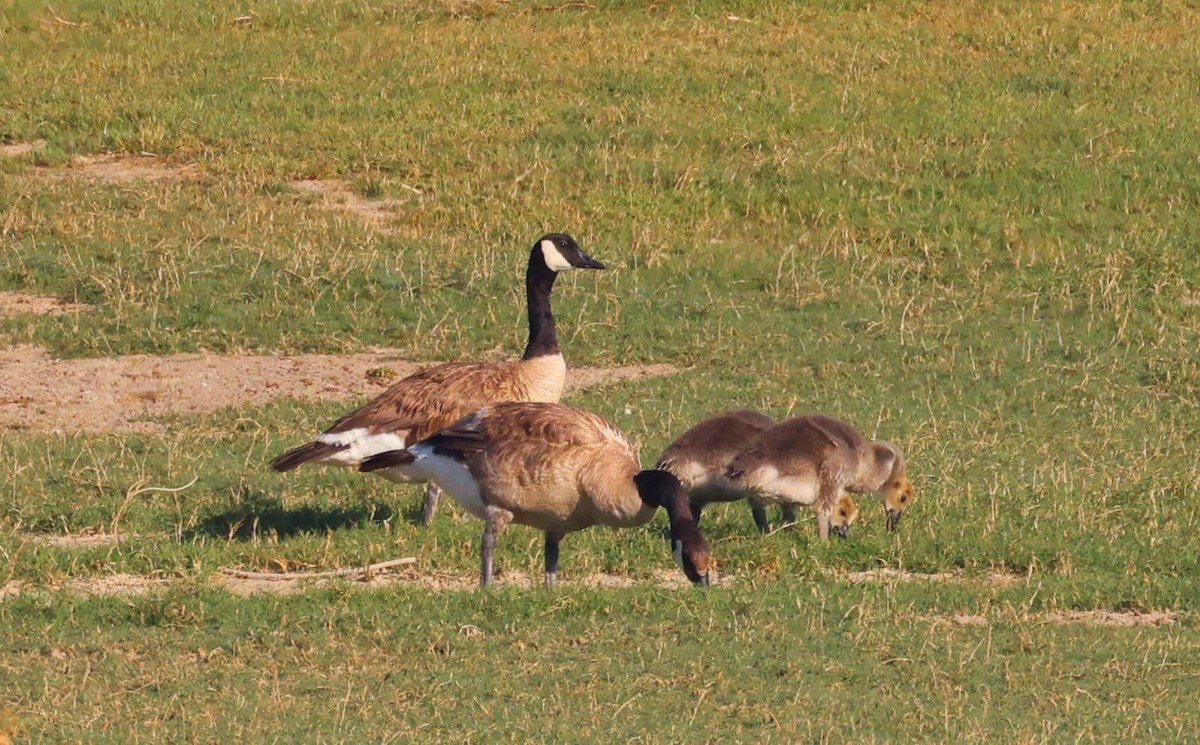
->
xmin=2 ymin=0 xmax=1199 ymax=741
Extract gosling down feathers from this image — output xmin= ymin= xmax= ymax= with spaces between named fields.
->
xmin=726 ymin=414 xmax=913 ymax=540
xmin=656 ymin=408 xmax=860 ymax=538
xmin=359 ymin=402 xmax=713 ymax=589
xmin=270 ymin=234 xmax=604 ymax=524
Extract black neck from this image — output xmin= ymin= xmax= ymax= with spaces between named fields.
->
xmin=635 ymin=470 xmax=705 ymax=545
xmin=522 ymin=250 xmax=560 ymax=360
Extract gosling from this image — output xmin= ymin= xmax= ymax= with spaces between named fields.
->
xmin=655 ymin=408 xmax=860 ymax=537
xmin=726 ymin=414 xmax=913 ymax=540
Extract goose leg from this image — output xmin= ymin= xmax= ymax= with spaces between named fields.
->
xmin=544 ymin=532 xmax=564 ymax=589
xmin=420 ymin=483 xmax=441 ymax=526
xmin=481 ymin=505 xmax=512 ymax=587
xmin=751 ymin=500 xmax=771 ymax=533
xmin=815 ymin=484 xmax=838 ymax=541
xmin=779 ymin=504 xmax=799 ymax=531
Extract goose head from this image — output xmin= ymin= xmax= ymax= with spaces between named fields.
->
xmin=535 ymin=233 xmax=605 ymax=272
xmin=635 ymin=469 xmax=712 ymax=587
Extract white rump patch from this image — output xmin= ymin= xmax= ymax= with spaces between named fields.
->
xmin=403 ymin=444 xmax=487 ymax=519
xmin=539 ymin=238 xmax=574 ymax=272
xmin=316 ymin=428 xmax=408 ymax=466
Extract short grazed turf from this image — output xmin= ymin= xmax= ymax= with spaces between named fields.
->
xmin=1 ymin=1 xmax=1198 ymax=741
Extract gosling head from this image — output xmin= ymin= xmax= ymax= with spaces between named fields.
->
xmin=872 ymin=442 xmax=913 ymax=531
xmin=880 ymin=472 xmax=914 ymax=532
xmin=831 ymin=492 xmax=861 ymax=540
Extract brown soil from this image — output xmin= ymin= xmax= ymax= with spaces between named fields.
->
xmin=215 ymin=566 xmax=694 ymax=596
xmin=0 ymin=344 xmax=677 ymax=434
xmin=66 ymin=573 xmax=173 ymax=597
xmin=922 ymin=610 xmax=1178 ymax=627
xmin=0 ymin=292 xmax=92 ymax=318
xmin=1044 ymin=609 xmax=1178 ymax=627
xmin=38 ymin=154 xmax=200 ymax=182
xmin=837 ymin=568 xmax=1022 ymax=587
xmin=292 ymin=178 xmax=406 ymax=223
xmin=2 ymin=567 xmax=1182 ymax=626
xmin=31 ymin=532 xmax=152 ymax=549
xmin=0 ymin=140 xmax=46 ymax=158
xmin=12 ymin=150 xmax=417 ymax=226
xmin=1 ymin=566 xmax=698 ymax=600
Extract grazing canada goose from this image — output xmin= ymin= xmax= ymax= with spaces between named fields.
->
xmin=359 ymin=402 xmax=713 ymax=589
xmin=726 ymin=414 xmax=913 ymax=540
xmin=655 ymin=408 xmax=861 ymax=538
xmin=270 ymin=233 xmax=604 ymax=525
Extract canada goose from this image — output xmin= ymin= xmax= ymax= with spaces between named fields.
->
xmin=270 ymin=233 xmax=604 ymax=525
xmin=359 ymin=402 xmax=712 ymax=589
xmin=655 ymin=408 xmax=861 ymax=538
xmin=726 ymin=414 xmax=913 ymax=540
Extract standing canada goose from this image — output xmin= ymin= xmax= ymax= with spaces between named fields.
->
xmin=655 ymin=408 xmax=861 ymax=538
xmin=359 ymin=402 xmax=712 ymax=589
xmin=270 ymin=233 xmax=604 ymax=525
xmin=726 ymin=414 xmax=913 ymax=540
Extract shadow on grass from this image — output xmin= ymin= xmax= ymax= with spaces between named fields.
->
xmin=187 ymin=487 xmax=396 ymax=541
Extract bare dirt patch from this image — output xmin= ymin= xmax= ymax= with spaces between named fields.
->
xmin=292 ymin=179 xmax=405 ymax=224
xmin=1045 ymin=610 xmax=1178 ymax=627
xmin=0 ymin=581 xmax=22 ymax=600
xmin=837 ymin=568 xmax=1022 ymax=587
xmin=2 ymin=566 xmax=698 ymax=600
xmin=31 ymin=532 xmax=148 ymax=549
xmin=0 ymin=292 xmax=92 ymax=319
xmin=0 ymin=140 xmax=46 ymax=158
xmin=0 ymin=345 xmax=678 ymax=434
xmin=64 ymin=573 xmax=173 ymax=597
xmin=921 ymin=610 xmax=1179 ymax=627
xmin=43 ymin=154 xmax=199 ymax=182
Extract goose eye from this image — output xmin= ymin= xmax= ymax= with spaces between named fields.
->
xmin=900 ymin=495 xmax=908 ymax=503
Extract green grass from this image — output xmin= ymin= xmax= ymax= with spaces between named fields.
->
xmin=2 ymin=0 xmax=1199 ymax=741
xmin=4 ymin=585 xmax=1199 ymax=742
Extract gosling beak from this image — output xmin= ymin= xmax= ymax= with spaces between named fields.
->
xmin=575 ymin=250 xmax=606 ymax=270
xmin=886 ymin=508 xmax=903 ymax=532
xmin=834 ymin=524 xmax=851 ymax=540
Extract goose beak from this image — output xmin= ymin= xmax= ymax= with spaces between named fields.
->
xmin=696 ymin=571 xmax=710 ymax=588
xmin=575 ymin=250 xmax=606 ymax=270
xmin=886 ymin=509 xmax=903 ymax=532
xmin=834 ymin=524 xmax=851 ymax=540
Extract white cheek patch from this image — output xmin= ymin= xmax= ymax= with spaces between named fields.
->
xmin=316 ymin=429 xmax=408 ymax=466
xmin=406 ymin=444 xmax=488 ymax=519
xmin=540 ymin=239 xmax=574 ymax=272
